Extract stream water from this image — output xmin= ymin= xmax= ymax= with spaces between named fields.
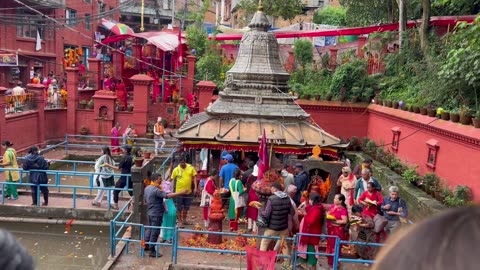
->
xmin=1 ymin=222 xmax=110 ymax=270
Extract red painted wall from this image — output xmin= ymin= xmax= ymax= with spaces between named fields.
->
xmin=298 ymin=100 xmax=369 ymax=140
xmin=5 ymin=112 xmax=40 ymax=151
xmin=367 ymin=105 xmax=480 ymax=202
xmin=45 ymin=109 xmax=67 ymax=140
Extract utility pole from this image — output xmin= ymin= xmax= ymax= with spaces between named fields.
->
xmin=172 ymin=0 xmax=176 ymax=26
xmin=181 ymin=0 xmax=188 ymax=30
xmin=140 ymin=0 xmax=145 ymax=32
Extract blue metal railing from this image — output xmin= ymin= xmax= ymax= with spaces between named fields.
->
xmin=0 ymin=167 xmax=132 ymax=210
xmin=293 ymin=233 xmax=342 ymax=269
xmin=64 ymin=134 xmax=177 ymax=153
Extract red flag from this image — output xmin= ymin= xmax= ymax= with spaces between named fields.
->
xmin=177 ymin=29 xmax=183 ymax=70
xmin=257 ymin=129 xmax=269 ymax=181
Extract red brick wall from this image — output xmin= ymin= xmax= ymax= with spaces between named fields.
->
xmin=5 ymin=112 xmax=40 ymax=151
xmin=45 ymin=109 xmax=67 ymax=140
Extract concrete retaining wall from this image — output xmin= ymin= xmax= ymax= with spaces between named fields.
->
xmin=349 ymin=152 xmax=446 ymax=221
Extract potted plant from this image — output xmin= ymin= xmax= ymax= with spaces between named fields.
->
xmin=325 ymin=91 xmax=333 ymax=101
xmin=392 ymin=101 xmax=399 ymax=109
xmin=86 ymin=99 xmax=94 ymax=109
xmin=402 ymin=166 xmax=421 ymax=186
xmin=459 ymin=106 xmax=472 ymax=125
xmin=473 ymin=111 xmax=480 ymax=128
xmin=351 ymin=87 xmax=361 ymax=103
xmin=349 ymin=136 xmax=359 ymax=151
xmin=439 ymin=108 xmax=450 ymax=121
xmin=127 ymin=104 xmax=134 ymax=112
xmin=412 ymin=104 xmax=421 ymax=114
xmin=79 ymin=100 xmax=88 ymax=109
xmin=373 ymin=95 xmax=380 ymax=104
xmin=444 ymin=185 xmax=472 ymax=207
xmin=422 ymin=173 xmax=439 ymax=196
xmin=338 ymin=87 xmax=347 ymax=102
xmin=427 ymin=106 xmax=436 ymax=117
xmin=450 ymin=108 xmax=460 ymax=123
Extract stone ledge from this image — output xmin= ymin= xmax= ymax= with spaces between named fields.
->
xmin=349 ymin=152 xmax=446 ymax=221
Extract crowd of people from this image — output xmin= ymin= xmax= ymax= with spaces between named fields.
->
xmin=135 ymin=146 xmax=410 ymax=268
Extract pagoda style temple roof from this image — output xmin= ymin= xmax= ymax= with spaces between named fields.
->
xmin=174 ymin=5 xmax=343 ymax=153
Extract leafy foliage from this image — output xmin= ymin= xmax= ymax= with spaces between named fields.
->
xmin=238 ymin=0 xmax=304 ymax=21
xmin=431 ymin=0 xmax=480 ymax=16
xmin=439 ymin=17 xmax=480 ymax=112
xmin=293 ymin=39 xmax=313 ymax=68
xmin=339 ymin=0 xmax=399 ymax=26
xmin=313 ymin=6 xmax=347 ymax=26
xmin=330 ymin=58 xmax=372 ymax=99
xmin=186 ymin=26 xmax=209 ymax=58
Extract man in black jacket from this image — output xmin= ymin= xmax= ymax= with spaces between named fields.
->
xmin=293 ymin=163 xmax=309 ymax=206
xmin=258 ymin=182 xmax=295 ymax=259
xmin=23 ymin=146 xmax=50 ymax=206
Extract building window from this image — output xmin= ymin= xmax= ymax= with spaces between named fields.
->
xmin=82 ymin=46 xmax=90 ymax=68
xmin=16 ymin=10 xmax=46 ymax=39
xmin=426 ymin=139 xmax=439 ymax=170
xmin=98 ymin=2 xmax=106 ymax=13
xmin=85 ymin=14 xmax=91 ymax=30
xmin=86 ymin=0 xmax=91 ymax=3
xmin=391 ymin=127 xmax=401 ymax=152
xmin=66 ymin=9 xmax=78 ymax=26
xmin=318 ymin=0 xmax=325 ymax=7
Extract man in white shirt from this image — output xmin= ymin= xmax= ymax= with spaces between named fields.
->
xmin=12 ymin=82 xmax=25 ymax=96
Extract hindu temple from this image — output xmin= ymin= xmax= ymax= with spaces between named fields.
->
xmin=174 ymin=5 xmax=344 ymax=155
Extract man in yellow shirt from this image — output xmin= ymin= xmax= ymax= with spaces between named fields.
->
xmin=171 ymin=157 xmax=197 ymax=227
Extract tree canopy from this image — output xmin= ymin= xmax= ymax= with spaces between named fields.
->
xmin=313 ymin=6 xmax=347 ymax=26
xmin=237 ymin=0 xmax=304 ymax=21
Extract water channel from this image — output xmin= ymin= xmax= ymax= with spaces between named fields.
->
xmin=1 ymin=222 xmax=110 ymax=270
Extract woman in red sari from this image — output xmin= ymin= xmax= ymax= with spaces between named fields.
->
xmin=298 ymin=193 xmax=325 ymax=270
xmin=110 ymin=123 xmax=121 ymax=154
xmin=358 ymin=182 xmax=383 ymax=218
xmin=326 ymin=194 xmax=349 ymax=268
xmin=245 ymin=165 xmax=258 ymax=233
xmin=200 ymin=169 xmax=217 ymax=228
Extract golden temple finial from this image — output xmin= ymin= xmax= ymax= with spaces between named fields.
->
xmin=258 ymin=0 xmax=263 ymax=11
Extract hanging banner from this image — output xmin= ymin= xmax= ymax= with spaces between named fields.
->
xmin=0 ymin=53 xmax=18 ymax=66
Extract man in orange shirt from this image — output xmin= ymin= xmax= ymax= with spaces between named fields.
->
xmin=154 ymin=117 xmax=166 ymax=155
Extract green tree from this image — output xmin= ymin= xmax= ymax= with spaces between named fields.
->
xmin=293 ymin=39 xmax=313 ymax=69
xmin=439 ymin=16 xmax=480 ymax=112
xmin=238 ymin=0 xmax=304 ymax=21
xmin=340 ymin=0 xmax=398 ymax=26
xmin=186 ymin=26 xmax=209 ymax=58
xmin=431 ymin=0 xmax=480 ymax=16
xmin=313 ymin=6 xmax=347 ymax=26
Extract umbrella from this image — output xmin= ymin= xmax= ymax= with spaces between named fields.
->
xmin=101 ymin=19 xmax=134 ymax=35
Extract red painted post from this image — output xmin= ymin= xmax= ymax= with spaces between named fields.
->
xmin=27 ymin=84 xmax=47 ymax=146
xmin=330 ymin=47 xmax=338 ymax=71
xmin=181 ymin=55 xmax=196 ymax=99
xmin=357 ymin=36 xmax=368 ymax=59
xmin=0 ymin=87 xmax=7 ymax=154
xmin=130 ymin=74 xmax=153 ymax=136
xmin=66 ymin=67 xmax=79 ymax=135
xmin=196 ymin=81 xmax=217 ymax=113
xmin=87 ymin=58 xmax=102 ymax=90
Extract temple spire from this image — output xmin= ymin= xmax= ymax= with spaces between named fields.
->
xmin=258 ymin=0 xmax=263 ymax=11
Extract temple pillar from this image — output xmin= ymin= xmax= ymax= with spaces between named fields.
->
xmin=357 ymin=36 xmax=368 ymax=59
xmin=181 ymin=55 xmax=196 ymax=99
xmin=66 ymin=67 xmax=79 ymax=135
xmin=88 ymin=58 xmax=102 ymax=90
xmin=92 ymin=90 xmax=117 ymax=136
xmin=196 ymin=81 xmax=216 ymax=113
xmin=329 ymin=47 xmax=338 ymax=71
xmin=27 ymin=84 xmax=46 ymax=146
xmin=130 ymin=74 xmax=153 ymax=135
xmin=0 ymin=87 xmax=7 ymax=155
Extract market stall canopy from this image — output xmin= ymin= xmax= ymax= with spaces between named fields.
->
xmin=210 ymin=15 xmax=476 ymax=41
xmin=101 ymin=19 xmax=135 ymax=35
xmin=99 ymin=31 xmax=186 ymax=52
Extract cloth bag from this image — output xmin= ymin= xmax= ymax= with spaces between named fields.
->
xmin=200 ymin=178 xmax=213 ymax=207
xmin=246 ymin=245 xmax=276 ymax=270
xmin=231 ymin=180 xmax=246 ymax=208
